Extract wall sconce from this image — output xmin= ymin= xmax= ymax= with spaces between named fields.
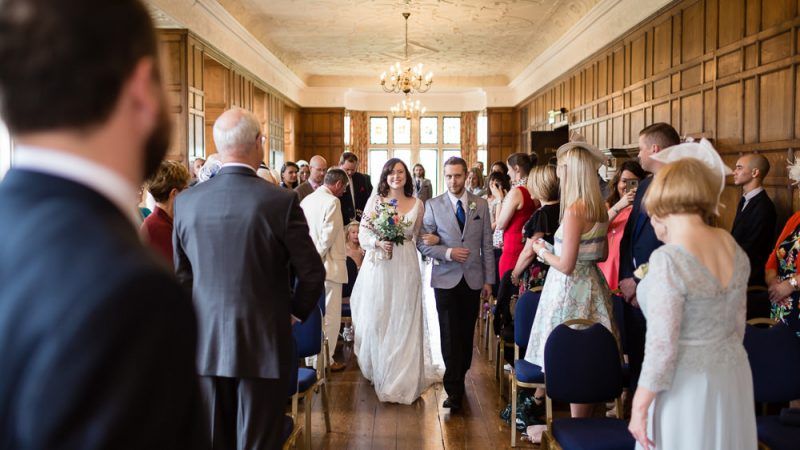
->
xmin=547 ymin=107 xmax=568 ymax=125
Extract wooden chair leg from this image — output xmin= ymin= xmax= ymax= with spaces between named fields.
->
xmin=303 ymin=392 xmax=313 ymax=450
xmin=291 ymin=393 xmax=299 ymax=422
xmin=498 ymin=342 xmax=505 ymax=398
xmin=321 ymin=382 xmax=332 ymax=432
xmin=510 ymin=375 xmax=517 ymax=447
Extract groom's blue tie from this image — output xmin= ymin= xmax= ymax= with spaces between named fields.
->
xmin=456 ymin=199 xmax=466 ymax=232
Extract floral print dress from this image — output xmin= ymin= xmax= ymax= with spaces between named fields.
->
xmin=767 ymin=212 xmax=800 ymax=335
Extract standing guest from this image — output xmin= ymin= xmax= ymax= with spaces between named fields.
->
xmin=189 ymin=157 xmax=206 ymax=186
xmin=412 ymin=163 xmax=433 ymax=203
xmin=491 ymin=160 xmax=509 ymax=176
xmin=345 ymin=221 xmax=365 ymax=269
xmin=598 ymin=160 xmax=646 ymax=291
xmin=138 ymin=185 xmax=152 ymax=220
xmin=295 ymin=155 xmax=327 ymax=202
xmin=297 ymin=159 xmax=310 ymax=184
xmin=628 ymin=153 xmax=756 ymax=450
xmin=496 ymin=153 xmax=537 ymax=277
xmin=0 ymin=0 xmax=205 ymax=447
xmin=300 ymin=168 xmax=349 ymax=372
xmin=524 ymin=140 xmax=614 ymax=418
xmin=731 ymin=153 xmax=776 ymax=286
xmin=280 ymin=161 xmax=299 ymax=189
xmin=257 ymin=161 xmax=278 ymax=185
xmin=618 ymin=122 xmax=680 ymax=390
xmin=467 ymin=167 xmax=486 ymax=197
xmin=174 ymin=108 xmax=324 ymax=449
xmin=339 ymin=152 xmax=373 ymax=223
xmin=487 ymin=172 xmax=511 ymax=232
xmin=141 ymin=160 xmax=190 ymax=265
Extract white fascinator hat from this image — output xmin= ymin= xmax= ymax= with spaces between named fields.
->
xmin=649 ymin=138 xmax=732 ymax=214
xmin=555 ymin=132 xmax=606 ymax=164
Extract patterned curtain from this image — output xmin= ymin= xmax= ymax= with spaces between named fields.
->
xmin=461 ymin=111 xmax=478 ymax=168
xmin=350 ymin=111 xmax=369 ymax=165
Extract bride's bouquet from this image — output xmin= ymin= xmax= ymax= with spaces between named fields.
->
xmin=364 ymin=198 xmax=412 ymax=260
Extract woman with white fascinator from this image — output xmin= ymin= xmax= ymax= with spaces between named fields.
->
xmin=627 ymin=139 xmax=757 ymax=450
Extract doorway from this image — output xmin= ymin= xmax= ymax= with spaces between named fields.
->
xmin=530 ymin=125 xmax=568 ymax=165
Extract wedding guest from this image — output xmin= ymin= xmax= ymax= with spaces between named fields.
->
xmin=412 ymin=163 xmax=433 ymax=203
xmin=345 ymin=221 xmax=365 ymax=269
xmin=766 ymin=160 xmax=800 ymax=336
xmin=467 ymin=167 xmax=486 ymax=197
xmin=174 ymin=108 xmax=324 ymax=449
xmin=189 ymin=157 xmax=205 ymax=186
xmin=197 ymin=153 xmax=223 ymax=183
xmin=138 ymin=185 xmax=152 ymax=220
xmin=598 ymin=160 xmax=646 ymax=291
xmin=496 ymin=153 xmax=537 ymax=277
xmin=295 ymin=155 xmax=327 ymax=202
xmin=618 ymin=122 xmax=680 ymax=390
xmin=0 ymin=0 xmax=204 ymax=446
xmin=487 ymin=171 xmax=511 ymax=297
xmin=339 ymin=152 xmax=373 ymax=223
xmin=257 ymin=161 xmax=278 ymax=185
xmin=141 ymin=160 xmax=190 ymax=265
xmin=491 ymin=160 xmax=509 ymax=176
xmin=628 ymin=153 xmax=756 ymax=450
xmin=297 ymin=159 xmax=310 ymax=184
xmin=525 ymin=140 xmax=614 ymax=418
xmin=280 ymin=161 xmax=299 ymax=189
xmin=731 ymin=153 xmax=776 ymax=286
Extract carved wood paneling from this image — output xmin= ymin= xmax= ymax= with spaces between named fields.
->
xmin=487 ymin=107 xmax=517 ymax=165
xmin=515 ymin=0 xmax=800 ymax=228
xmin=297 ymin=108 xmax=345 ymax=164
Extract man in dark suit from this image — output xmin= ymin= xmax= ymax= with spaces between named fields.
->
xmin=0 ymin=1 xmax=205 ymax=448
xmin=618 ymin=122 xmax=680 ymax=390
xmin=731 ymin=154 xmax=776 ymax=286
xmin=338 ymin=152 xmax=373 ymax=223
xmin=174 ymin=107 xmax=325 ymax=450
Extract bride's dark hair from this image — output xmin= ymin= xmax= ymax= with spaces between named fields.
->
xmin=377 ymin=158 xmax=414 ymax=198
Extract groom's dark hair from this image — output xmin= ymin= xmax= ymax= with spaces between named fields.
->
xmin=444 ymin=156 xmax=468 ymax=173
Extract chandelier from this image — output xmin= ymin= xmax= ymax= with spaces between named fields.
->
xmin=390 ymin=96 xmax=426 ymax=119
xmin=379 ymin=12 xmax=433 ymax=94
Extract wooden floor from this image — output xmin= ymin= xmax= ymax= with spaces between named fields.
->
xmin=303 ymin=327 xmax=538 ymax=449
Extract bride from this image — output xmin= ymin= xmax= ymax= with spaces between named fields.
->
xmin=350 ymin=158 xmax=443 ymax=404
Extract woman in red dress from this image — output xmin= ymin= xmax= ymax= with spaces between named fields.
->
xmin=495 ymin=153 xmax=537 ymax=276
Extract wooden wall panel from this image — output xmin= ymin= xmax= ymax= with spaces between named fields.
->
xmin=515 ymin=0 xmax=800 ymax=227
xmin=157 ymin=30 xmax=188 ymax=165
xmin=487 ymin=108 xmax=516 ymax=164
xmin=297 ymin=108 xmax=344 ymax=164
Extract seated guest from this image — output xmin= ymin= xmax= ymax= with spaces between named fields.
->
xmin=412 ymin=163 xmax=433 ymax=203
xmin=467 ymin=167 xmax=486 ymax=197
xmin=731 ymin=153 xmax=776 ymax=286
xmin=295 ymin=155 xmax=327 ymax=202
xmin=628 ymin=148 xmax=756 ymax=450
xmin=766 ymin=160 xmax=800 ymax=336
xmin=345 ymin=221 xmax=365 ymax=269
xmin=297 ymin=159 xmax=310 ymax=184
xmin=280 ymin=161 xmax=299 ymax=189
xmin=496 ymin=153 xmax=538 ymax=277
xmin=141 ymin=160 xmax=190 ymax=265
xmin=0 ymin=0 xmax=204 ymax=446
xmin=598 ymin=160 xmax=646 ymax=291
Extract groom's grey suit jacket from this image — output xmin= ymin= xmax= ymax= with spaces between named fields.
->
xmin=417 ymin=192 xmax=495 ymax=290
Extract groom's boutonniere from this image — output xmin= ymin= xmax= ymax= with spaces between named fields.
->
xmin=633 ymin=263 xmax=649 ymax=281
xmin=468 ymin=201 xmax=477 ymax=212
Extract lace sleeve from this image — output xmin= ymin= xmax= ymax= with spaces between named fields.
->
xmin=358 ymin=195 xmax=380 ymax=250
xmin=637 ymin=249 xmax=687 ymax=393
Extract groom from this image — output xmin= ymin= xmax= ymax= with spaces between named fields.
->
xmin=418 ymin=157 xmax=494 ymax=411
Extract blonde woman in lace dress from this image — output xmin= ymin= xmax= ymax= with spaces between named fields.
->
xmin=628 ymin=152 xmax=757 ymax=450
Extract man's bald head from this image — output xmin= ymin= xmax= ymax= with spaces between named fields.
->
xmin=212 ymin=108 xmax=262 ymax=162
xmin=309 ymin=155 xmax=328 ymax=185
xmin=733 ymin=153 xmax=770 ymax=189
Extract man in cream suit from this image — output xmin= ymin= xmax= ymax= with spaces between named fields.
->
xmin=300 ymin=168 xmax=349 ymax=371
xmin=417 ymin=157 xmax=494 ymax=411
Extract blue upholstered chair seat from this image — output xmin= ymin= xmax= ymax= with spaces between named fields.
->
xmin=514 ymin=359 xmax=544 ymax=384
xmin=552 ymin=418 xmax=635 ymax=450
xmin=297 ymin=367 xmax=317 ymax=393
xmin=757 ymin=415 xmax=800 ymax=450
xmin=341 ymin=303 xmax=351 ymax=318
xmin=282 ymin=415 xmax=294 ymax=443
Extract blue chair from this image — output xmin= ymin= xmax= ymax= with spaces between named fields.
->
xmin=743 ymin=319 xmax=800 ymax=450
xmin=542 ymin=319 xmax=634 ymax=450
xmin=509 ymin=287 xmax=545 ymax=447
xmin=283 ymin=350 xmax=302 ymax=449
xmin=291 ymin=298 xmax=331 ymax=449
xmin=340 ymin=257 xmax=358 ymax=336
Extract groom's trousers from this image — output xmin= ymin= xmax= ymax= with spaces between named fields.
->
xmin=434 ymin=277 xmax=481 ymax=400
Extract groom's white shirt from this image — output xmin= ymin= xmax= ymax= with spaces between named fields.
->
xmin=443 ymin=189 xmax=470 ymax=261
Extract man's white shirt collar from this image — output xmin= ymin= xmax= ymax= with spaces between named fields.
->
xmin=221 ymin=162 xmax=256 ymax=172
xmin=446 ymin=189 xmax=469 ymax=213
xmin=14 ymin=145 xmax=140 ymax=227
xmin=742 ymin=186 xmax=764 ymax=211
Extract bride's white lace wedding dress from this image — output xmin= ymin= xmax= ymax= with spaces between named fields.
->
xmin=350 ymin=195 xmax=444 ymax=404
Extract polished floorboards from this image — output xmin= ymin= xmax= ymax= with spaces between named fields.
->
xmin=304 ymin=331 xmax=538 ymax=449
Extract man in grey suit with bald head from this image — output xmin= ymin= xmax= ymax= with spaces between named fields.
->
xmin=417 ymin=157 xmax=494 ymax=411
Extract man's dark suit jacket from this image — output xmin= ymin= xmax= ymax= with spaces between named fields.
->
xmin=731 ymin=189 xmax=776 ymax=286
xmin=174 ymin=166 xmax=324 ymax=380
xmin=619 ymin=175 xmax=663 ymax=282
xmin=340 ymin=172 xmax=373 ymax=224
xmin=0 ymin=170 xmax=204 ymax=449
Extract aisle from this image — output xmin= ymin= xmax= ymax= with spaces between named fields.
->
xmin=306 ymin=336 xmax=538 ymax=449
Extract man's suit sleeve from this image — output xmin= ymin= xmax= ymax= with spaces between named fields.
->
xmin=172 ymin=202 xmax=193 ymax=293
xmin=416 ymin=199 xmax=449 ymax=261
xmin=285 ymin=194 xmax=325 ymax=322
xmin=315 ymin=198 xmax=339 ymax=259
xmin=481 ymin=200 xmax=495 ymax=285
xmin=19 ymin=272 xmax=206 ymax=449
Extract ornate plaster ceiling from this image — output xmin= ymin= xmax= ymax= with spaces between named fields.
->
xmin=216 ymin=0 xmax=601 ymax=86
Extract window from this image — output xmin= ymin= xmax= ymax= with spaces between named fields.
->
xmin=393 ymin=117 xmax=411 ymax=144
xmin=477 ymin=150 xmax=488 ymax=174
xmin=344 ymin=115 xmax=351 ymax=147
xmin=393 ymin=149 xmax=412 ymax=169
xmin=270 ymin=150 xmax=284 ymax=172
xmin=477 ymin=113 xmax=488 ymax=174
xmin=370 ymin=117 xmax=388 ymax=145
xmin=368 ymin=149 xmax=388 ymax=187
xmin=419 ymin=149 xmax=439 ymax=196
xmin=443 ymin=117 xmax=461 ymax=144
xmin=442 ymin=149 xmax=462 ymax=163
xmin=420 ymin=117 xmax=438 ymax=144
